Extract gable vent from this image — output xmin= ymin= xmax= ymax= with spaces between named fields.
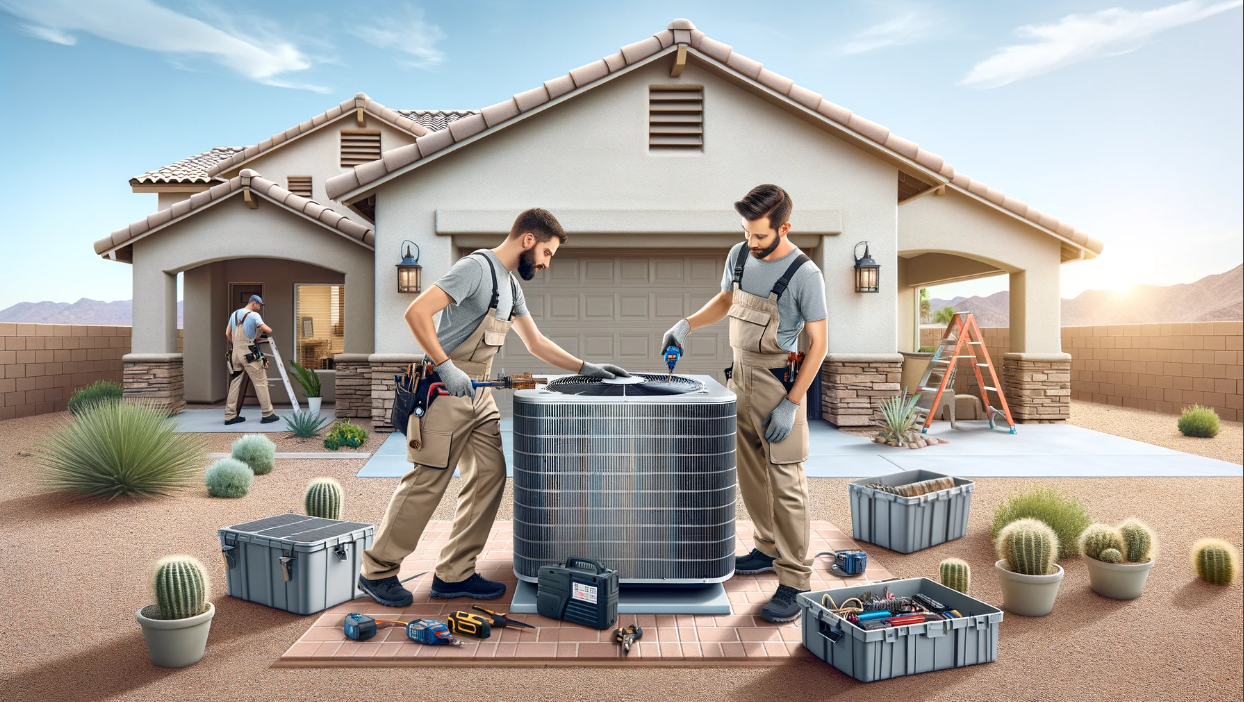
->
xmin=340 ymin=130 xmax=381 ymax=167
xmin=287 ymin=176 xmax=313 ymax=198
xmin=649 ymin=86 xmax=703 ymax=152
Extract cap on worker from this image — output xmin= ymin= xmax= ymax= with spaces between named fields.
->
xmin=249 ymin=294 xmax=264 ymax=306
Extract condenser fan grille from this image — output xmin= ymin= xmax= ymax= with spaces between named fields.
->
xmin=545 ymin=373 xmax=703 ymax=396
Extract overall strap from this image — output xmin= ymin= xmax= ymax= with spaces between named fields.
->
xmin=732 ymin=244 xmax=749 ymax=287
xmin=771 ymin=254 xmax=810 ymax=299
xmin=471 ymin=252 xmax=500 ymax=311
xmin=507 ymin=275 xmax=519 ymax=321
xmin=235 ymin=310 xmax=252 ymax=327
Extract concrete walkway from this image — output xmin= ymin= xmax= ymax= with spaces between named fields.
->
xmin=354 ymin=418 xmax=1242 ymax=479
xmin=174 ymin=407 xmax=336 ymax=433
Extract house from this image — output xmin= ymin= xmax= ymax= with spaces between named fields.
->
xmin=96 ymin=18 xmax=1102 ymax=427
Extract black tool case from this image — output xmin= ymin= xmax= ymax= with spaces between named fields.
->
xmin=536 ymin=557 xmax=619 ymax=630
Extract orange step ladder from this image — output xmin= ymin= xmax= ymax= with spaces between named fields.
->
xmin=915 ymin=311 xmax=1016 ymax=434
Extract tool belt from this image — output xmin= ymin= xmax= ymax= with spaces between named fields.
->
xmin=724 ymin=351 xmax=805 ymax=393
xmin=392 ymin=359 xmax=450 ymax=450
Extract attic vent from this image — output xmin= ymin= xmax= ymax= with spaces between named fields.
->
xmin=340 ymin=130 xmax=381 ymax=167
xmin=287 ymin=176 xmax=313 ymax=198
xmin=649 ymin=86 xmax=703 ymax=152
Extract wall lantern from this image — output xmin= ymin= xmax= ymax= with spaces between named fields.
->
xmin=853 ymin=241 xmax=880 ymax=294
xmin=396 ymin=240 xmax=422 ymax=293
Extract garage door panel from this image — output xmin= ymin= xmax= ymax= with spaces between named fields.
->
xmin=584 ymin=294 xmax=614 ymax=319
xmin=550 ymin=258 xmax=579 ymax=281
xmin=619 ymin=334 xmax=650 ymax=358
xmin=549 ymin=294 xmax=579 ymax=319
xmin=585 ymin=335 xmax=614 ymax=357
xmin=654 ymin=259 xmax=684 ymax=282
xmin=690 ymin=258 xmax=720 ymax=282
xmin=523 ymin=295 xmax=544 ymax=319
xmin=620 ymin=259 xmax=649 ymax=282
xmin=586 ymin=259 xmax=615 ymax=282
xmin=619 ymin=294 xmax=648 ymax=319
xmin=655 ymin=295 xmax=684 ymax=318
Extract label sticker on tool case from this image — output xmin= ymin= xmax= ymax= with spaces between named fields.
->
xmin=571 ymin=582 xmax=598 ymax=604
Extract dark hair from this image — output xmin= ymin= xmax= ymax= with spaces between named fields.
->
xmin=734 ymin=184 xmax=792 ymax=232
xmin=509 ymin=208 xmax=567 ymax=244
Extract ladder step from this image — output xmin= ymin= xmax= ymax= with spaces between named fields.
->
xmin=984 ymin=386 xmax=997 ymax=391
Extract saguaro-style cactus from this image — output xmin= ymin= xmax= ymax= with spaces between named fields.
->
xmin=304 ymin=477 xmax=344 ymax=520
xmin=1099 ymin=548 xmax=1123 ymax=563
xmin=1079 ymin=523 xmax=1125 ymax=561
xmin=997 ymin=519 xmax=1059 ymax=576
xmin=1192 ymin=539 xmax=1239 ymax=586
xmin=938 ymin=558 xmax=971 ymax=594
xmin=153 ymin=555 xmax=209 ymax=620
xmin=1118 ymin=518 xmax=1155 ymax=563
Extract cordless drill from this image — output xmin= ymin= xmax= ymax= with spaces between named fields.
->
xmin=663 ymin=344 xmax=682 ymax=382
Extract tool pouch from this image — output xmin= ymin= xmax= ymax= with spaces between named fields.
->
xmin=768 ymin=367 xmax=796 ymax=393
xmin=391 ymin=362 xmax=420 ymax=435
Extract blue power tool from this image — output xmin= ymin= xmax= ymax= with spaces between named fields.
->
xmin=663 ymin=344 xmax=682 ymax=382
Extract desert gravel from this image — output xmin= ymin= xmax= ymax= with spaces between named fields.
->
xmin=1 ymin=411 xmax=1241 ymax=702
xmin=1069 ymin=399 xmax=1242 ymax=465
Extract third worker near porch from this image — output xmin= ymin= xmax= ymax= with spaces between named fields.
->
xmin=662 ymin=185 xmax=828 ymax=623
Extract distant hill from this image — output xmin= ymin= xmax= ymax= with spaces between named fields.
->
xmin=0 ymin=298 xmax=183 ymax=327
xmin=928 ymin=264 xmax=1242 ymax=327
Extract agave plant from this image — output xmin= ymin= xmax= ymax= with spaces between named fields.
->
xmin=878 ymin=390 xmax=922 ymax=443
xmin=284 ymin=409 xmax=329 ymax=438
xmin=288 ymin=361 xmax=322 ymax=399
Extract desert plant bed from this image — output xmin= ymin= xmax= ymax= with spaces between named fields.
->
xmin=849 ymin=470 xmax=974 ymax=554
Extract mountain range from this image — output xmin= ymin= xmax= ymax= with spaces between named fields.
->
xmin=0 ymin=299 xmax=183 ymax=326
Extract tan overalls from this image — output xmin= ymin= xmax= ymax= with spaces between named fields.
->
xmin=224 ymin=311 xmax=274 ymax=420
xmin=725 ymin=246 xmax=812 ymax=590
xmin=362 ymin=253 xmax=517 ymax=583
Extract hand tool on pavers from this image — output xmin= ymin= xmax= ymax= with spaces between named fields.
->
xmin=447 ymin=610 xmax=492 ymax=639
xmin=613 ymin=625 xmax=643 ymax=656
xmin=472 ymin=605 xmax=535 ymax=629
xmin=256 ymin=336 xmax=300 ymax=412
xmin=914 ymin=311 xmax=1016 ymax=434
xmin=343 ymin=613 xmax=461 ymax=645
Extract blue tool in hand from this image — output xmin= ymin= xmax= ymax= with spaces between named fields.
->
xmin=663 ymin=344 xmax=682 ymax=382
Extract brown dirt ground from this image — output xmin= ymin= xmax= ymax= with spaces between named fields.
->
xmin=1069 ymin=399 xmax=1243 ymax=465
xmin=1 ymin=411 xmax=1241 ymax=702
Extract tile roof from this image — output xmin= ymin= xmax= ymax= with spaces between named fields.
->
xmin=130 ymin=147 xmax=247 ymax=185
xmin=396 ymin=110 xmax=479 ymax=131
xmin=97 ymin=169 xmax=373 ymax=257
xmin=324 ymin=19 xmax=1102 ymax=258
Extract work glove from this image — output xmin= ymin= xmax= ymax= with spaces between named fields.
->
xmin=434 ymin=359 xmax=476 ymax=397
xmin=763 ymin=398 xmax=800 ymax=444
xmin=661 ymin=319 xmax=691 ymax=353
xmin=579 ymin=361 xmax=631 ymax=379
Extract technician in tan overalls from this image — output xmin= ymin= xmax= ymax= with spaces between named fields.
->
xmin=224 ymin=295 xmax=278 ymax=425
xmin=662 ymin=185 xmax=828 ymax=623
xmin=359 ymin=209 xmax=630 ymax=606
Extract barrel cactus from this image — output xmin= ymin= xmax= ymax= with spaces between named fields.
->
xmin=1191 ymin=539 xmax=1239 ymax=586
xmin=1079 ymin=523 xmax=1125 ymax=562
xmin=1099 ymin=548 xmax=1123 ymax=563
xmin=1118 ymin=518 xmax=1155 ymax=563
xmin=303 ymin=477 xmax=343 ymax=520
xmin=152 ymin=555 xmax=209 ymax=620
xmin=938 ymin=558 xmax=971 ymax=594
xmin=997 ymin=519 xmax=1059 ymax=576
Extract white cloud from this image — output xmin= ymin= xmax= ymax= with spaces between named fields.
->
xmin=962 ymin=0 xmax=1243 ymax=88
xmin=839 ymin=11 xmax=939 ymax=55
xmin=18 ymin=22 xmax=76 ymax=44
xmin=349 ymin=6 xmax=445 ymax=69
xmin=0 ymin=0 xmax=328 ymax=92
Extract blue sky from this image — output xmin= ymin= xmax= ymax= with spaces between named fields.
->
xmin=0 ymin=0 xmax=1240 ymax=309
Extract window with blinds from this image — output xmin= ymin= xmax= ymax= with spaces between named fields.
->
xmin=294 ymin=284 xmax=345 ymax=369
xmin=287 ymin=176 xmax=312 ymax=198
xmin=649 ymin=86 xmax=703 ymax=152
xmin=340 ymin=130 xmax=381 ymax=166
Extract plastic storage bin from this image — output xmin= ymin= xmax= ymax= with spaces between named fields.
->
xmin=849 ymin=469 xmax=974 ymax=554
xmin=219 ymin=514 xmax=375 ymax=615
xmin=799 ymin=577 xmax=1001 ymax=682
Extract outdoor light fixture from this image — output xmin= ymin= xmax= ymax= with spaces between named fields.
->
xmin=854 ymin=241 xmax=880 ymax=294
xmin=396 ymin=240 xmax=422 ymax=293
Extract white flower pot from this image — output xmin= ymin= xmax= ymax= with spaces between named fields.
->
xmin=995 ymin=560 xmax=1064 ymax=617
xmin=136 ymin=601 xmax=214 ymax=667
xmin=1084 ymin=556 xmax=1155 ymax=600
xmin=307 ymin=397 xmax=322 ymax=415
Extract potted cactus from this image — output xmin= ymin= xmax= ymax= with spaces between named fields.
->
xmin=1080 ymin=519 xmax=1156 ymax=600
xmin=993 ymin=518 xmax=1064 ymax=616
xmin=136 ymin=555 xmax=215 ymax=667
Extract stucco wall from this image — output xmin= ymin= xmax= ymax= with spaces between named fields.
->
xmin=368 ymin=59 xmax=899 ymax=355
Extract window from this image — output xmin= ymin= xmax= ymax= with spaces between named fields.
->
xmin=294 ymin=284 xmax=345 ymax=369
xmin=340 ymin=130 xmax=381 ymax=166
xmin=287 ymin=176 xmax=313 ymax=198
xmin=649 ymin=86 xmax=703 ymax=152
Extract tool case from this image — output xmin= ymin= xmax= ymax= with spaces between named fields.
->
xmin=219 ymin=514 xmax=375 ymax=615
xmin=800 ymin=577 xmax=1001 ymax=682
xmin=848 ymin=469 xmax=974 ymax=554
xmin=536 ymin=557 xmax=619 ymax=630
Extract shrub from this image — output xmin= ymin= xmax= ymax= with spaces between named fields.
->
xmin=289 ymin=361 xmax=322 ymax=398
xmin=152 ymin=555 xmax=209 ymax=620
xmin=325 ymin=420 xmax=368 ymax=450
xmin=39 ymin=399 xmax=204 ymax=499
xmin=231 ymin=434 xmax=276 ymax=475
xmin=205 ymin=458 xmax=253 ymax=498
xmin=285 ymin=409 xmax=329 ymax=438
xmin=67 ymin=380 xmax=124 ymax=416
xmin=991 ymin=487 xmax=1090 ymax=560
xmin=1177 ymin=406 xmax=1220 ymax=438
xmin=304 ymin=477 xmax=344 ymax=520
xmin=878 ymin=390 xmax=922 ymax=443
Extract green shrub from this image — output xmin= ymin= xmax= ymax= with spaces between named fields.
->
xmin=878 ymin=390 xmax=922 ymax=442
xmin=991 ymin=487 xmax=1091 ymax=560
xmin=205 ymin=458 xmax=253 ymax=498
xmin=285 ymin=409 xmax=329 ymax=438
xmin=231 ymin=434 xmax=276 ymax=475
xmin=39 ymin=399 xmax=204 ymax=498
xmin=67 ymin=380 xmax=124 ymax=416
xmin=289 ymin=361 xmax=322 ymax=398
xmin=1177 ymin=406 xmax=1220 ymax=438
xmin=325 ymin=420 xmax=368 ymax=450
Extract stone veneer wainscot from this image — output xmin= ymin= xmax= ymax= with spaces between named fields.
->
xmin=332 ymin=353 xmax=372 ymax=420
xmin=122 ymin=353 xmax=185 ymax=415
xmin=1002 ymin=353 xmax=1071 ymax=424
xmin=820 ymin=354 xmax=903 ymax=428
xmin=368 ymin=354 xmax=423 ymax=432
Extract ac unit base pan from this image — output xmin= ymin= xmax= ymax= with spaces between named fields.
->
xmin=507 ymin=580 xmax=731 ymax=615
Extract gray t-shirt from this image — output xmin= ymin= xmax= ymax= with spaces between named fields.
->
xmin=720 ymin=242 xmax=827 ymax=351
xmin=432 ymin=250 xmax=529 ymax=354
xmin=226 ymin=309 xmax=263 ymax=340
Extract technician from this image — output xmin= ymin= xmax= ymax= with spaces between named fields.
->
xmin=359 ymin=208 xmax=631 ymax=607
xmin=662 ymin=185 xmax=828 ymax=623
xmin=224 ymin=294 xmax=279 ymax=425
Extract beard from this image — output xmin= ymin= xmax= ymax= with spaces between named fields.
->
xmin=749 ymin=236 xmax=781 ymax=260
xmin=517 ymin=247 xmax=538 ymax=281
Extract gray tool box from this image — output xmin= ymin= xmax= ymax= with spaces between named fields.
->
xmin=800 ymin=577 xmax=1001 ymax=682
xmin=848 ymin=469 xmax=974 ymax=554
xmin=218 ymin=514 xmax=375 ymax=615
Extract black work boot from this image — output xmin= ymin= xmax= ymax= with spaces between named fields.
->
xmin=224 ymin=416 xmax=246 ymax=425
xmin=430 ymin=573 xmax=507 ymax=600
xmin=760 ymin=584 xmax=808 ymax=623
xmin=734 ymin=548 xmax=777 ymax=574
xmin=358 ymin=575 xmax=413 ymax=607
xmin=260 ymin=414 xmax=280 ymax=424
